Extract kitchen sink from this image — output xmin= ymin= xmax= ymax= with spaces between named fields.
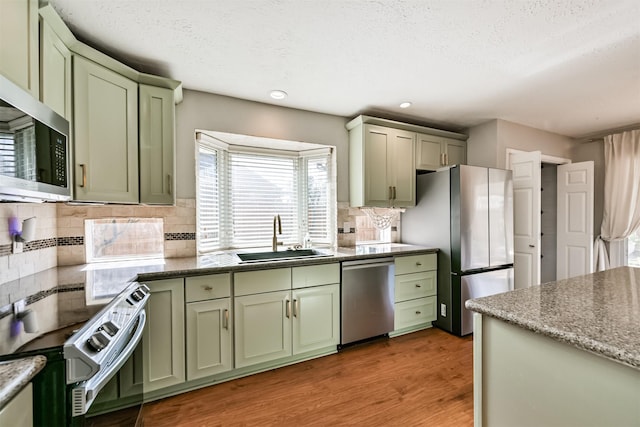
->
xmin=236 ymin=249 xmax=332 ymax=263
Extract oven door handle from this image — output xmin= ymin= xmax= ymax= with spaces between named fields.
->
xmin=70 ymin=310 xmax=147 ymax=417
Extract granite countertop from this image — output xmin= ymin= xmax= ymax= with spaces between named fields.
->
xmin=0 ymin=355 xmax=46 ymax=409
xmin=466 ymin=267 xmax=640 ymax=369
xmin=133 ymin=244 xmax=438 ymax=281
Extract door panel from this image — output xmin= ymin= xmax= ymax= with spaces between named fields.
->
xmin=510 ymin=151 xmax=541 ymax=288
xmin=459 ymin=165 xmax=490 ymax=271
xmin=489 ymin=168 xmax=514 ymax=266
xmin=557 ymin=161 xmax=594 ymax=279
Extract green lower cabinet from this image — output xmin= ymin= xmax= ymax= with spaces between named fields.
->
xmin=391 ymin=254 xmax=438 ymax=337
xmin=292 ymin=284 xmax=340 ymax=354
xmin=394 ymin=296 xmax=437 ymax=331
xmin=186 ymin=298 xmax=233 ymax=380
xmin=142 ymin=278 xmax=185 ymax=393
xmin=234 ymin=290 xmax=292 ymax=369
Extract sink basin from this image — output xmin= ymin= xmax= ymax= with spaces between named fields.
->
xmin=236 ymin=249 xmax=332 ymax=263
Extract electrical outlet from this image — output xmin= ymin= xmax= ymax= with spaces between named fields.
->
xmin=440 ymin=303 xmax=447 ymax=317
xmin=12 ymin=241 xmax=23 ymax=254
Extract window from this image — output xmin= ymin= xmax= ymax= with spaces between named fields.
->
xmin=627 ymin=230 xmax=640 ymax=267
xmin=196 ymin=132 xmax=335 ymax=253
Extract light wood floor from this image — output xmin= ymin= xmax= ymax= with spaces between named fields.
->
xmin=141 ymin=328 xmax=474 ymax=426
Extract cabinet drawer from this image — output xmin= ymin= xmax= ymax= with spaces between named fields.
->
xmin=234 ymin=268 xmax=291 ymax=296
xmin=395 ymin=271 xmax=436 ymax=302
xmin=395 ymin=253 xmax=436 ymax=275
xmin=185 ymin=274 xmax=231 ymax=302
xmin=394 ymin=296 xmax=437 ymax=330
xmin=292 ymin=263 xmax=340 ymax=289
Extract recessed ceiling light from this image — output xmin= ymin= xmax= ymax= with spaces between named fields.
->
xmin=399 ymin=102 xmax=412 ymax=109
xmin=270 ymin=90 xmax=287 ymax=100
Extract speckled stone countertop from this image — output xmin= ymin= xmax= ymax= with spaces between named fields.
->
xmin=466 ymin=267 xmax=640 ymax=369
xmin=133 ymin=244 xmax=437 ymax=281
xmin=0 ymin=355 xmax=46 ymax=409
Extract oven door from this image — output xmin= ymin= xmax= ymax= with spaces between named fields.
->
xmin=68 ymin=310 xmax=146 ymax=425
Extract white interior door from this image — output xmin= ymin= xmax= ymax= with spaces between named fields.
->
xmin=557 ymin=161 xmax=594 ymax=279
xmin=510 ymin=151 xmax=541 ymax=289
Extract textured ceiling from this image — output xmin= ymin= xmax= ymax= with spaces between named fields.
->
xmin=50 ymin=0 xmax=640 ymax=138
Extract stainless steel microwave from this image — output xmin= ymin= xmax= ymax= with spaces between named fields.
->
xmin=0 ymin=74 xmax=71 ymax=202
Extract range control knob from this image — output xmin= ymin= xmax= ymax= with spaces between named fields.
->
xmin=130 ymin=289 xmax=146 ymax=302
xmin=99 ymin=321 xmax=119 ymax=337
xmin=87 ymin=332 xmax=109 ymax=352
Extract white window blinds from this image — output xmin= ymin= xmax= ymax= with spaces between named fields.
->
xmin=196 ymin=136 xmax=334 ymax=253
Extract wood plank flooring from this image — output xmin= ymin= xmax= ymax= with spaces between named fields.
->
xmin=141 ymin=328 xmax=474 ymax=426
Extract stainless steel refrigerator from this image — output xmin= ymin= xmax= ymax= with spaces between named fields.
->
xmin=401 ymin=165 xmax=514 ymax=336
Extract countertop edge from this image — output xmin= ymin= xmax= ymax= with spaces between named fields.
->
xmin=0 ymin=355 xmax=47 ymax=409
xmin=136 ymin=247 xmax=439 ymax=281
xmin=466 ymin=300 xmax=640 ymax=370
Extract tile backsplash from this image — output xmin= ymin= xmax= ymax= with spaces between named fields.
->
xmin=337 ymin=202 xmax=400 ymax=247
xmin=0 ymin=203 xmax=58 ymax=284
xmin=0 ymin=199 xmax=197 ymax=282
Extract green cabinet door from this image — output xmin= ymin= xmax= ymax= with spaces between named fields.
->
xmin=73 ymin=55 xmax=139 ymax=203
xmin=39 ymin=19 xmax=71 ymax=119
xmin=139 ymin=84 xmax=175 ymax=204
xmin=292 ymin=284 xmax=340 ymax=354
xmin=234 ymin=290 xmax=292 ymax=368
xmin=355 ymin=124 xmax=415 ymax=208
xmin=142 ymin=278 xmax=185 ymax=393
xmin=186 ymin=298 xmax=232 ymax=380
xmin=0 ymin=0 xmax=39 ymax=97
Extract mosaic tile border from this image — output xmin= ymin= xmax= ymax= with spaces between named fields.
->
xmin=0 ymin=283 xmax=86 ymax=321
xmin=165 ymin=232 xmax=196 ymax=241
xmin=57 ymin=236 xmax=84 ymax=247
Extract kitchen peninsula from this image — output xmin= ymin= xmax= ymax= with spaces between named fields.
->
xmin=467 ymin=267 xmax=640 ymax=427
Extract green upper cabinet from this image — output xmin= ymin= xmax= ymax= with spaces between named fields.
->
xmin=39 ymin=17 xmax=72 ymax=119
xmin=349 ymin=123 xmax=416 ymax=208
xmin=38 ymin=5 xmax=77 ymax=121
xmin=73 ymin=55 xmax=139 ymax=203
xmin=139 ymin=84 xmax=175 ymax=204
xmin=415 ymin=133 xmax=467 ymax=171
xmin=0 ymin=0 xmax=39 ymax=98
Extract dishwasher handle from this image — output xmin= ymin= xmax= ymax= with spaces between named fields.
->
xmin=342 ymin=257 xmax=394 ymax=270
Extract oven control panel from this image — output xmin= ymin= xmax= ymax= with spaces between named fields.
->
xmin=64 ymin=282 xmax=150 ymax=384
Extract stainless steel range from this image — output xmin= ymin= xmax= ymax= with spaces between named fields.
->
xmin=64 ymin=281 xmax=149 ymax=417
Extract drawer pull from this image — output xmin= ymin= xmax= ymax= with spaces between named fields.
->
xmin=415 ymin=284 xmax=421 ymax=288
xmin=416 ymin=262 xmax=422 ymax=266
xmin=223 ymin=309 xmax=229 ymax=329
xmin=203 ymin=286 xmax=213 ymax=291
xmin=415 ymin=311 xmax=422 ymax=315
xmin=286 ymin=299 xmax=291 ymax=318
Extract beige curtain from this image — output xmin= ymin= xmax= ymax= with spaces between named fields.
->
xmin=594 ymin=129 xmax=640 ymax=270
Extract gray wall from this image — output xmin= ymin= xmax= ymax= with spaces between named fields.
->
xmin=175 ymin=89 xmax=350 ymax=201
xmin=467 ymin=119 xmax=577 ymax=169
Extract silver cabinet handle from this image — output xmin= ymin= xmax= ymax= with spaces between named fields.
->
xmin=415 ymin=284 xmax=422 ymax=288
xmin=416 ymin=262 xmax=422 ymax=266
xmin=415 ymin=311 xmax=422 ymax=315
xmin=392 ymin=186 xmax=397 ymax=200
xmin=388 ymin=186 xmax=393 ymax=200
xmin=79 ymin=164 xmax=87 ymax=188
xmin=286 ymin=299 xmax=291 ymax=318
xmin=167 ymin=174 xmax=172 ymax=195
xmin=223 ymin=309 xmax=229 ymax=329
xmin=203 ymin=285 xmax=213 ymax=291
xmin=529 ymin=244 xmax=535 ymax=248
xmin=444 ymin=152 xmax=448 ymax=165
xmin=293 ymin=299 xmax=298 ymax=317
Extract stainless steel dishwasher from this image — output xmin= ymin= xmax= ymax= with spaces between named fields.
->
xmin=341 ymin=257 xmax=395 ymax=345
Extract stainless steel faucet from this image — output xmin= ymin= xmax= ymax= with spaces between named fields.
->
xmin=272 ymin=214 xmax=282 ymax=251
